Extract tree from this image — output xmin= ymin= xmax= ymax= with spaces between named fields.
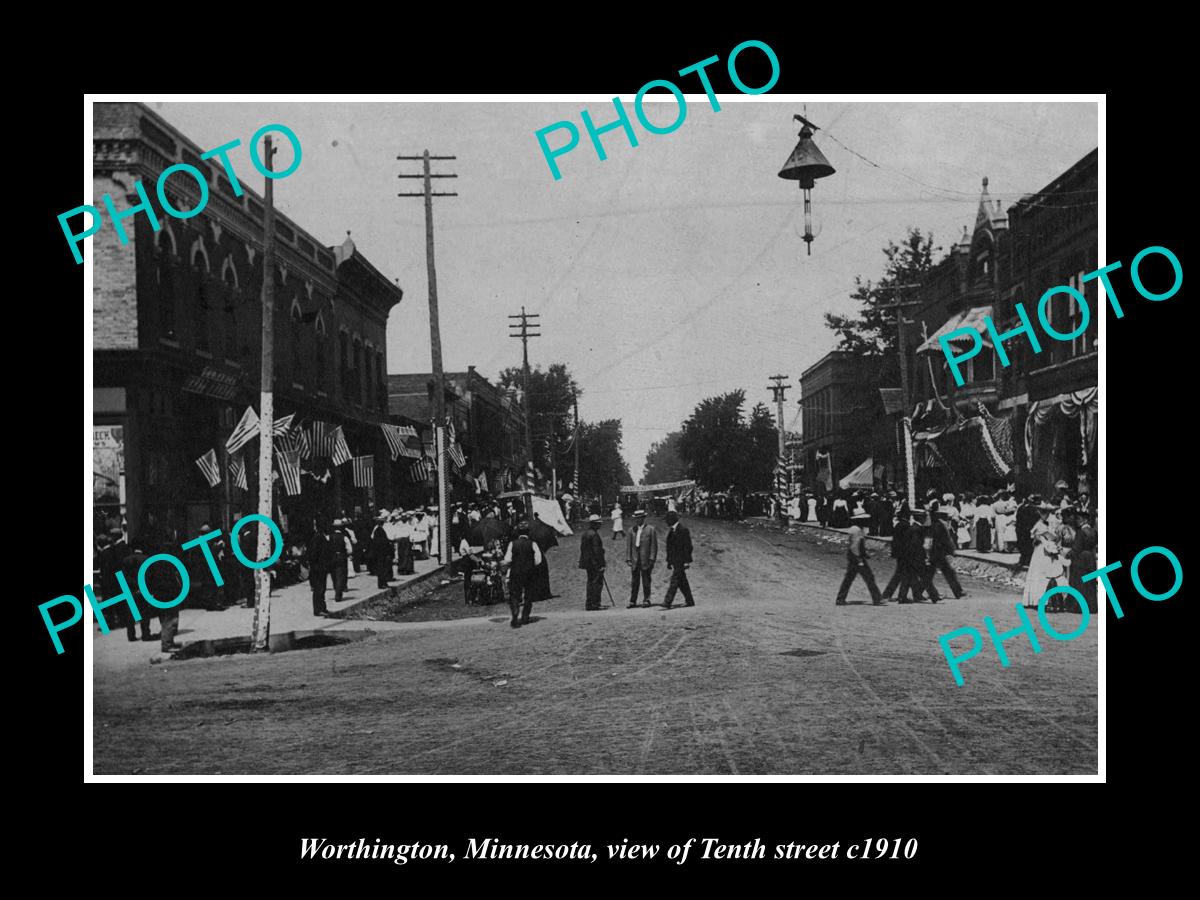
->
xmin=746 ymin=402 xmax=779 ymax=492
xmin=642 ymin=431 xmax=686 ymax=485
xmin=823 ymin=227 xmax=940 ymax=383
xmin=681 ymin=391 xmax=753 ymax=494
xmin=497 ymin=362 xmax=579 ymax=480
xmin=577 ymin=419 xmax=632 ymax=501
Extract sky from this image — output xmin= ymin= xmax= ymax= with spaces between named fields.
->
xmin=156 ymin=99 xmax=1098 ymax=480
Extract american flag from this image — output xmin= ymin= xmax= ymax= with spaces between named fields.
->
xmin=230 ymin=454 xmax=248 ymax=490
xmin=381 ymin=424 xmax=405 ymax=460
xmin=396 ymin=444 xmax=423 ymax=459
xmin=226 ymin=406 xmax=260 ymax=455
xmin=195 ymin=449 xmax=221 ymax=487
xmin=309 ymin=421 xmax=332 ymax=458
xmin=448 ymin=442 xmax=466 ymax=469
xmin=275 ymin=429 xmax=311 ymax=460
xmin=272 ymin=412 xmax=295 ymax=436
xmin=330 ymin=426 xmax=352 ymax=466
xmin=277 ymin=450 xmax=302 ymax=496
xmin=408 ymin=459 xmax=431 ymax=483
xmin=352 ymin=455 xmax=374 ymax=488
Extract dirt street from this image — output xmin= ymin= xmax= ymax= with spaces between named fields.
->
xmin=93 ymin=516 xmax=1097 ymax=775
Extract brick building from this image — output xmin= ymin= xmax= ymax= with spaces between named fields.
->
xmin=905 ymin=149 xmax=1098 ymax=496
xmin=92 ymin=103 xmax=404 ymax=544
xmin=798 ymin=352 xmax=891 ymax=493
xmin=387 ymin=368 xmax=527 ymax=503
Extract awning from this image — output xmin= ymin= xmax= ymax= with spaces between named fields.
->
xmin=838 ymin=457 xmax=874 ymax=490
xmin=917 ymin=306 xmax=993 ymax=354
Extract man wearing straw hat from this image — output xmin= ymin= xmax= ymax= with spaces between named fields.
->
xmin=579 ymin=514 xmax=606 ymax=611
xmin=835 ymin=509 xmax=884 ymax=606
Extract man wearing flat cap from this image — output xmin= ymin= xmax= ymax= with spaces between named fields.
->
xmin=626 ymin=509 xmax=658 ymax=608
xmin=578 ymin=514 xmax=606 ymax=611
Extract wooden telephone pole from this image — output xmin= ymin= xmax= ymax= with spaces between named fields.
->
xmin=399 ymin=151 xmax=457 ymax=565
xmin=250 ymin=135 xmax=277 ymax=653
xmin=508 ymin=306 xmax=540 ymax=517
xmin=767 ymin=374 xmax=792 ymax=516
xmin=880 ymin=284 xmax=923 ymax=507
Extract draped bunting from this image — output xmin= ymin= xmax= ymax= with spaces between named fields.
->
xmin=1024 ymin=389 xmax=1099 ymax=466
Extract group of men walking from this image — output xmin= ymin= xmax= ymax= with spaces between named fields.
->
xmin=835 ymin=506 xmax=965 ymax=606
xmin=578 ymin=509 xmax=696 ymax=611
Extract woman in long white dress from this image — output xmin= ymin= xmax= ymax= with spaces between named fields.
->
xmin=610 ymin=504 xmax=624 ymax=540
xmin=1022 ymin=502 xmax=1066 ymax=608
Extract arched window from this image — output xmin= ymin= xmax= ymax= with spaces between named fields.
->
xmin=376 ymin=349 xmax=386 ymax=412
xmin=315 ymin=312 xmax=327 ymax=392
xmin=339 ymin=331 xmax=350 ymax=401
xmin=155 ymin=226 xmax=178 ymax=339
xmin=290 ymin=300 xmax=303 ymax=382
xmin=222 ymin=255 xmax=239 ymax=359
xmin=353 ymin=339 xmax=364 ymax=406
xmin=192 ymin=239 xmax=211 ymax=352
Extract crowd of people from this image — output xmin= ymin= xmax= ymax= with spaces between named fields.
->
xmin=808 ymin=479 xmax=1098 ymax=614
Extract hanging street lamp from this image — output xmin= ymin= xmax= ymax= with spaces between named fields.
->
xmin=778 ymin=114 xmax=836 ymax=255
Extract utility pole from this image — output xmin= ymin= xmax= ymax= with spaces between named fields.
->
xmin=573 ymin=393 xmax=580 ymax=510
xmin=508 ymin=306 xmax=540 ymax=517
xmin=399 ymin=150 xmax=457 ymax=565
xmin=880 ymin=284 xmax=923 ymax=508
xmin=768 ymin=374 xmax=791 ymax=517
xmin=250 ymin=135 xmax=277 ymax=653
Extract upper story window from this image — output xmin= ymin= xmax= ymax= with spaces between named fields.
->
xmin=192 ymin=241 xmax=211 ymax=352
xmin=155 ymin=227 xmax=178 ymax=340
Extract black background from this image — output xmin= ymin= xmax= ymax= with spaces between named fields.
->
xmin=22 ymin=23 xmax=1188 ymax=887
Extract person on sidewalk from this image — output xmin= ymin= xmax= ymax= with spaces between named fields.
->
xmin=502 ymin=520 xmax=542 ymax=628
xmin=116 ymin=537 xmax=155 ymax=642
xmin=303 ymin=519 xmax=336 ymax=617
xmin=1015 ymin=494 xmax=1041 ymax=567
xmin=625 ymin=510 xmax=658 ymax=608
xmin=662 ymin=510 xmax=695 ymax=609
xmin=234 ymin=512 xmax=258 ymax=609
xmin=330 ymin=519 xmax=351 ymax=604
xmin=1022 ymin=502 xmax=1066 ymax=609
xmin=579 ymin=514 xmax=606 ymax=610
xmin=368 ymin=510 xmax=393 ymax=589
xmin=835 ymin=510 xmax=884 ymax=605
xmin=930 ymin=508 xmax=966 ymax=599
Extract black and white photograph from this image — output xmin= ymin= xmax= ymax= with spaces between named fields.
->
xmin=85 ymin=95 xmax=1101 ymax=777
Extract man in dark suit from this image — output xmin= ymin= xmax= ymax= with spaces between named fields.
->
xmin=625 ymin=510 xmax=658 ymax=608
xmin=897 ymin=508 xmax=940 ymax=603
xmin=1015 ymin=495 xmax=1040 ymax=567
xmin=330 ymin=518 xmax=351 ymax=603
xmin=879 ymin=509 xmax=910 ymax=601
xmin=368 ymin=510 xmax=393 ymax=589
xmin=502 ymin=520 xmax=542 ymax=628
xmin=234 ymin=512 xmax=258 ymax=609
xmin=662 ymin=510 xmax=694 ymax=608
xmin=303 ymin=518 xmax=336 ymax=616
xmin=578 ymin=514 xmax=606 ymax=611
xmin=930 ymin=508 xmax=965 ymax=598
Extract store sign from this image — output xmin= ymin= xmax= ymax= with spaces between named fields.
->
xmin=93 ymin=425 xmax=124 ymax=505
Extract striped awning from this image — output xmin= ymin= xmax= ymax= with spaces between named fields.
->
xmin=917 ymin=306 xmax=993 ymax=353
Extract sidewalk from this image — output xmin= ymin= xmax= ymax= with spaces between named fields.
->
xmin=93 ymin=558 xmax=446 ymax=672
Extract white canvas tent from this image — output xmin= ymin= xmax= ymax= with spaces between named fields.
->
xmin=531 ymin=495 xmax=573 ymax=536
xmin=838 ymin=457 xmax=874 ymax=490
